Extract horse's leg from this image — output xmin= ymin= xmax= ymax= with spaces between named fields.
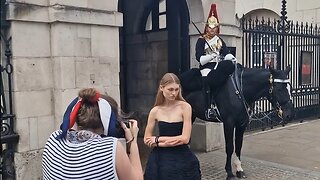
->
xmin=234 ymin=125 xmax=247 ymax=179
xmin=223 ymin=122 xmax=236 ymax=180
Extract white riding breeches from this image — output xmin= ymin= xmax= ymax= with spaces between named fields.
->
xmin=200 ymin=68 xmax=211 ymax=77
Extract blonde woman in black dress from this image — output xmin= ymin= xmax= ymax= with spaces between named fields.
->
xmin=144 ymin=73 xmax=201 ymax=180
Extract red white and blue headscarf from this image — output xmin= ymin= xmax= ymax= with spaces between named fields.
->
xmin=56 ymin=93 xmax=117 ymax=139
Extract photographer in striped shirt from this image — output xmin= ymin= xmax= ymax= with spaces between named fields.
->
xmin=42 ymin=88 xmax=143 ymax=180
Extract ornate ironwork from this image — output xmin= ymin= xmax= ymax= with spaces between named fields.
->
xmin=1 ymin=1 xmax=19 ymax=179
xmin=1 ymin=122 xmax=10 ymax=136
xmin=277 ymin=0 xmax=291 ymax=33
xmin=1 ymin=32 xmax=15 ymax=134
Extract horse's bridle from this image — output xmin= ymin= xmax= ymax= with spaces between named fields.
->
xmin=268 ymin=74 xmax=292 ymax=119
xmin=236 ymin=69 xmax=292 ymax=123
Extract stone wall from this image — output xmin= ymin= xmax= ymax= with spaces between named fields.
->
xmin=6 ymin=0 xmax=122 ymax=179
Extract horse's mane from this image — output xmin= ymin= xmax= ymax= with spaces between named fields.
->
xmin=235 ymin=67 xmax=271 ymax=104
xmin=241 ymin=67 xmax=270 ymax=82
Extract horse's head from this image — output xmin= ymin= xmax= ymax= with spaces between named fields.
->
xmin=267 ymin=66 xmax=294 ymax=123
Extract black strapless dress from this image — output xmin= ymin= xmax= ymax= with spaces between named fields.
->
xmin=144 ymin=121 xmax=201 ymax=180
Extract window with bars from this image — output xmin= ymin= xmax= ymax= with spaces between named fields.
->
xmin=251 ymin=25 xmax=278 ymax=68
xmin=145 ymin=0 xmax=167 ymax=31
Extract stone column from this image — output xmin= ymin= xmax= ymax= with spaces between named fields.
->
xmin=6 ymin=0 xmax=122 ymax=179
xmin=190 ymin=119 xmax=225 ymax=152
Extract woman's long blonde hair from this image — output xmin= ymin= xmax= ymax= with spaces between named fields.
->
xmin=153 ymin=73 xmax=186 ymax=107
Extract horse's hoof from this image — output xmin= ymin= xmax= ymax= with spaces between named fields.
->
xmin=226 ymin=174 xmax=238 ymax=180
xmin=236 ymin=171 xmax=247 ymax=179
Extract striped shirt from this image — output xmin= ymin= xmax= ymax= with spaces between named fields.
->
xmin=42 ymin=130 xmax=118 ymax=180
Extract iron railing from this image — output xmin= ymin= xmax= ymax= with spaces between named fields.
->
xmin=241 ymin=0 xmax=320 ymax=131
xmin=1 ymin=0 xmax=19 ymax=179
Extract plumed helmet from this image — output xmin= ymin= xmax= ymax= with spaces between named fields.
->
xmin=206 ymin=4 xmax=220 ymax=33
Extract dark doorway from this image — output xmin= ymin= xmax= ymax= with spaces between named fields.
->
xmin=119 ymin=0 xmax=190 ymax=127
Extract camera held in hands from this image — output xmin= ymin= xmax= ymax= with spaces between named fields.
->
xmin=122 ymin=119 xmax=130 ymax=128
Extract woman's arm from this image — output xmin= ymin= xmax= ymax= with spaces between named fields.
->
xmin=116 ymin=141 xmax=143 ymax=180
xmin=180 ymin=102 xmax=192 ymax=142
xmin=144 ymin=107 xmax=157 ymax=146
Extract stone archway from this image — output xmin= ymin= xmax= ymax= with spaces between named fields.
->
xmin=119 ymin=0 xmax=193 ymax=121
xmin=244 ymin=8 xmax=280 ymax=20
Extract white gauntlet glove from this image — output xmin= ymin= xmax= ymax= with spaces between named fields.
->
xmin=224 ymin=53 xmax=236 ymax=62
xmin=200 ymin=53 xmax=218 ymax=66
xmin=210 ymin=53 xmax=217 ymax=59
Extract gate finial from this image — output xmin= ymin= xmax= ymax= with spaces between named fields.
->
xmin=278 ymin=0 xmax=290 ymax=33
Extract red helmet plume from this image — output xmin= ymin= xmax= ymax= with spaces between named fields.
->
xmin=205 ymin=4 xmax=220 ymax=34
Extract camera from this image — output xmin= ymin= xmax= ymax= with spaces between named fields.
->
xmin=122 ymin=119 xmax=130 ymax=128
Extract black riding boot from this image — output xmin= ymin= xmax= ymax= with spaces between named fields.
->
xmin=203 ymin=80 xmax=218 ymax=120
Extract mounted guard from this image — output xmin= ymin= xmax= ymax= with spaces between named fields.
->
xmin=195 ymin=4 xmax=235 ymax=120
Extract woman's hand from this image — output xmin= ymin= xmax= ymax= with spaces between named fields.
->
xmin=128 ymin=119 xmax=139 ymax=142
xmin=120 ymin=121 xmax=133 ymax=143
xmin=116 ymin=119 xmax=143 ymax=180
xmin=144 ymin=136 xmax=156 ymax=148
xmin=120 ymin=119 xmax=139 ymax=143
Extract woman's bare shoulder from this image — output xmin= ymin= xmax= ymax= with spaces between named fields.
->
xmin=178 ymin=101 xmax=191 ymax=111
xmin=180 ymin=101 xmax=191 ymax=107
xmin=149 ymin=106 xmax=160 ymax=114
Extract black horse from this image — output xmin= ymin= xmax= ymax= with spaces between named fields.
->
xmin=180 ymin=65 xmax=294 ymax=180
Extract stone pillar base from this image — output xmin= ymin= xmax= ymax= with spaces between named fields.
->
xmin=15 ymin=150 xmax=43 ymax=180
xmin=190 ymin=119 xmax=225 ymax=152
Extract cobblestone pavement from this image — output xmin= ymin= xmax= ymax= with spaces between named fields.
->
xmin=196 ymin=150 xmax=320 ymax=180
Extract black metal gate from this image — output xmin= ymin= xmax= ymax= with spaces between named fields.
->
xmin=1 ymin=0 xmax=19 ymax=179
xmin=241 ymin=1 xmax=320 ymax=131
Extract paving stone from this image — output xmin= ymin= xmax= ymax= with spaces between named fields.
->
xmin=196 ymin=151 xmax=320 ymax=180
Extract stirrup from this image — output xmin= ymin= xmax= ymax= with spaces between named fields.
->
xmin=205 ymin=108 xmax=218 ymax=120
